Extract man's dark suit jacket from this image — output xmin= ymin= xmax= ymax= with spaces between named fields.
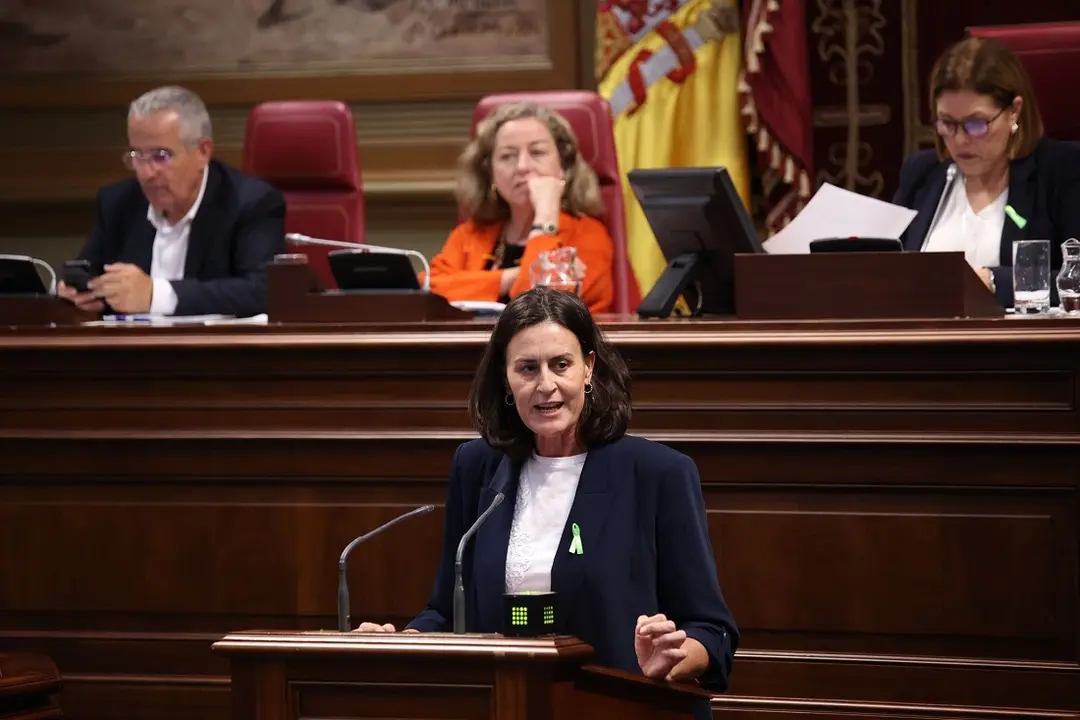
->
xmin=893 ymin=138 xmax=1080 ymax=306
xmin=407 ymin=435 xmax=738 ymax=720
xmin=78 ymin=158 xmax=286 ymax=317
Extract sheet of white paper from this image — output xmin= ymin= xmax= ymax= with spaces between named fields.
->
xmin=450 ymin=300 xmax=505 ymax=315
xmin=762 ymin=183 xmax=919 ymax=254
xmin=82 ymin=314 xmax=268 ymax=327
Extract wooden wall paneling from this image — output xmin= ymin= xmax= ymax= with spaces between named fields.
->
xmin=1 ymin=320 xmax=1079 ymax=720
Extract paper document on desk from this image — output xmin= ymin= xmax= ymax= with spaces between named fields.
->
xmin=763 ymin=183 xmax=919 ymax=254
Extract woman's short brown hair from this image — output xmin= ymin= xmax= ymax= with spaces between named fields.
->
xmin=468 ymin=287 xmax=631 ymax=461
xmin=456 ymin=102 xmax=605 ymax=226
xmin=929 ymin=36 xmax=1044 ymax=160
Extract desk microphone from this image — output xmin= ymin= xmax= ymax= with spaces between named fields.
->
xmin=285 ymin=232 xmax=433 ymax=291
xmin=337 ymin=504 xmax=436 ymax=632
xmin=453 ymin=490 xmax=506 ymax=634
xmin=921 ymin=163 xmax=957 ymax=251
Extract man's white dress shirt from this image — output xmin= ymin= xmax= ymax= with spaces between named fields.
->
xmin=145 ymin=167 xmax=208 ymax=315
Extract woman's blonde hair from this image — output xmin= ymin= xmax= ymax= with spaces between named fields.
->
xmin=456 ymin=102 xmax=605 ymax=225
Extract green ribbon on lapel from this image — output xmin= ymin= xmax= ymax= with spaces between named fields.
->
xmin=568 ymin=523 xmax=583 ymax=555
xmin=1005 ymin=204 xmax=1027 ymax=230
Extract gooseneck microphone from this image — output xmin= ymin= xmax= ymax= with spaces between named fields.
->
xmin=921 ymin=163 xmax=958 ymax=251
xmin=453 ymin=492 xmax=506 ymax=634
xmin=337 ymin=504 xmax=435 ymax=632
xmin=285 ymin=232 xmax=433 ymax=291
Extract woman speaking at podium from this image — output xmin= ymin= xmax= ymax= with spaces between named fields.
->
xmin=425 ymin=102 xmax=615 ymax=313
xmin=893 ymin=36 xmax=1080 ymax=306
xmin=357 ymin=288 xmax=738 ymax=718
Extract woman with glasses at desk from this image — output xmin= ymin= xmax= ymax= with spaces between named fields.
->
xmin=893 ymin=36 xmax=1080 ymax=307
xmin=426 ymin=102 xmax=615 ymax=314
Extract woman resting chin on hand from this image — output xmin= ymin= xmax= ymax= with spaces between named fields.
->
xmin=425 ymin=102 xmax=614 ymax=314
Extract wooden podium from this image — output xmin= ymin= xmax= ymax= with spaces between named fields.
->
xmin=266 ymin=259 xmax=473 ymax=324
xmin=0 ymin=653 xmax=63 ymax=720
xmin=733 ymin=251 xmax=1005 ymax=320
xmin=212 ymin=631 xmax=710 ymax=720
xmin=0 ymin=296 xmax=97 ymax=327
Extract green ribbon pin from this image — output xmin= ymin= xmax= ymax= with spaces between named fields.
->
xmin=1005 ymin=204 xmax=1027 ymax=230
xmin=568 ymin=523 xmax=583 ymax=555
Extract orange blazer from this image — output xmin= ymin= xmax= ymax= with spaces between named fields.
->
xmin=427 ymin=213 xmax=614 ymax=314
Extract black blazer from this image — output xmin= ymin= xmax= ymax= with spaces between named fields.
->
xmin=407 ymin=436 xmax=738 ymax=720
xmin=78 ymin=159 xmax=286 ymax=316
xmin=893 ymin=138 xmax=1080 ymax=306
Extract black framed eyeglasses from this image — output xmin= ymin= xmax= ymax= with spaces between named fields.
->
xmin=122 ymin=148 xmax=174 ymax=170
xmin=935 ymin=107 xmax=1007 ymax=138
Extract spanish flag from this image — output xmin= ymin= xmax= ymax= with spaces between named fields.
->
xmin=597 ymin=0 xmax=751 ymax=297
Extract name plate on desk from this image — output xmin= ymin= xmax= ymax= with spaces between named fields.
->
xmin=266 ymin=261 xmax=473 ymax=324
xmin=733 ymin=251 xmax=1004 ymax=320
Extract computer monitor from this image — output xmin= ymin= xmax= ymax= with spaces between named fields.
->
xmin=0 ymin=255 xmax=50 ymax=295
xmin=328 ymin=250 xmax=421 ymax=292
xmin=629 ymin=167 xmax=764 ymax=317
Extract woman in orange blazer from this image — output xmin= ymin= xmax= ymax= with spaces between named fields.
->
xmin=428 ymin=102 xmax=614 ymax=314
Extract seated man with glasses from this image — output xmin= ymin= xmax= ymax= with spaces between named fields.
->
xmin=892 ymin=36 xmax=1080 ymax=307
xmin=58 ymin=85 xmax=286 ymax=317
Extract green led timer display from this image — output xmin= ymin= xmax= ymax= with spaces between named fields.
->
xmin=503 ymin=591 xmax=557 ymax=636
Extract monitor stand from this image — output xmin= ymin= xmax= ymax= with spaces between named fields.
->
xmin=636 ymin=252 xmax=701 ymax=318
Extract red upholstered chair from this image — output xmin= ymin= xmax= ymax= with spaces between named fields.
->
xmin=968 ymin=22 xmax=1080 ymax=142
xmin=472 ymin=91 xmax=639 ymax=313
xmin=242 ymin=100 xmax=365 ymax=288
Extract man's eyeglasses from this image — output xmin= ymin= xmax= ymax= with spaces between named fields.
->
xmin=935 ymin=107 xmax=1007 ymax=138
xmin=122 ymin=148 xmax=174 ymax=169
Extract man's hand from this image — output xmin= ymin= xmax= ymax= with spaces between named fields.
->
xmin=57 ymin=281 xmax=105 ymax=313
xmin=90 ymin=263 xmax=153 ymax=313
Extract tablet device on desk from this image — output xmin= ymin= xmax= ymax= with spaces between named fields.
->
xmin=809 ymin=237 xmax=904 ymax=253
xmin=0 ymin=255 xmax=50 ymax=295
xmin=328 ymin=250 xmax=421 ymax=291
xmin=628 ymin=167 xmax=764 ymax=317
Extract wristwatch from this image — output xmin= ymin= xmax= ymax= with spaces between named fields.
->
xmin=531 ymin=222 xmax=559 ymax=235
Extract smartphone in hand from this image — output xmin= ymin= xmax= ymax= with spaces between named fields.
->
xmin=62 ymin=259 xmax=94 ymax=293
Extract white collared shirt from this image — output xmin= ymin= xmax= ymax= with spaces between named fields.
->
xmin=504 ymin=451 xmax=587 ymax=594
xmin=145 ymin=166 xmax=209 ymax=315
xmin=923 ymin=173 xmax=1007 ymax=269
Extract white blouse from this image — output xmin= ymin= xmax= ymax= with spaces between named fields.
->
xmin=504 ymin=452 xmax=587 ymax=594
xmin=923 ymin=173 xmax=1007 ymax=269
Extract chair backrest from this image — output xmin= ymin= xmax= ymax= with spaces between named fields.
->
xmin=472 ymin=91 xmax=637 ymax=313
xmin=243 ymin=100 xmax=365 ymax=288
xmin=967 ymin=22 xmax=1080 ymax=142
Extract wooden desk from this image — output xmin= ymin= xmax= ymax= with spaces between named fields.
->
xmin=0 ymin=653 xmax=63 ymax=720
xmin=0 ymin=317 xmax=1078 ymax=720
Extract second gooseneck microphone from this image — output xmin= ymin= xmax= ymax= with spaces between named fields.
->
xmin=337 ymin=504 xmax=435 ymax=632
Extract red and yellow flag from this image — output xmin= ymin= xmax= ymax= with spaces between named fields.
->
xmin=597 ymin=0 xmax=751 ymax=296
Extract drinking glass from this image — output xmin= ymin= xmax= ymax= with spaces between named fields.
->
xmin=529 ymin=247 xmax=582 ymax=295
xmin=1012 ymin=240 xmax=1051 ymax=313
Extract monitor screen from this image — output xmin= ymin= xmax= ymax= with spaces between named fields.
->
xmin=328 ymin=250 xmax=421 ymax=292
xmin=0 ymin=256 xmax=50 ymax=296
xmin=628 ymin=167 xmax=763 ymax=315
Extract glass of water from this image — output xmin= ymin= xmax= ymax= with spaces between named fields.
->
xmin=529 ymin=247 xmax=582 ymax=296
xmin=1012 ymin=239 xmax=1051 ymax=313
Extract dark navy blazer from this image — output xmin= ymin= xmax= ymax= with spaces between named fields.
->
xmin=892 ymin=138 xmax=1080 ymax=306
xmin=407 ymin=435 xmax=738 ymax=719
xmin=77 ymin=159 xmax=286 ymax=317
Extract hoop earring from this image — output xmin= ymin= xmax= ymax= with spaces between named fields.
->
xmin=504 ymin=393 xmax=515 ymax=406
xmin=584 ymin=382 xmax=593 ymax=394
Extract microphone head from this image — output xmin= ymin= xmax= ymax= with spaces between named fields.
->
xmin=492 ymin=492 xmax=505 ymax=508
